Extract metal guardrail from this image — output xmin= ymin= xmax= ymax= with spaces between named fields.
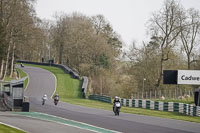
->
xmin=120 ymin=98 xmax=200 ymax=117
xmin=88 ymin=94 xmax=200 ymax=116
xmin=88 ymin=95 xmax=112 ymax=103
xmin=17 ymin=60 xmax=81 ymax=79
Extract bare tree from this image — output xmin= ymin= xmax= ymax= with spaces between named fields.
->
xmin=180 ymin=8 xmax=200 ymax=69
xmin=148 ymin=0 xmax=183 ymax=89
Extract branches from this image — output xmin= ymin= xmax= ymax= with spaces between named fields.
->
xmin=179 ymin=8 xmax=200 ymax=69
xmin=147 ymin=0 xmax=184 ymax=89
xmin=0 ymin=0 xmax=38 ymax=79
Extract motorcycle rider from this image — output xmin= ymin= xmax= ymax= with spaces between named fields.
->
xmin=20 ymin=63 xmax=24 ymax=67
xmin=113 ymin=96 xmax=121 ymax=112
xmin=54 ymin=94 xmax=59 ymax=105
xmin=42 ymin=94 xmax=48 ymax=105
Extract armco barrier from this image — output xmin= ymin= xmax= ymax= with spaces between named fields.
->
xmin=88 ymin=95 xmax=112 ymax=103
xmin=17 ymin=60 xmax=80 ymax=79
xmin=16 ymin=60 xmax=88 ymax=98
xmin=88 ymin=94 xmax=200 ymax=116
xmin=120 ymin=98 xmax=200 ymax=117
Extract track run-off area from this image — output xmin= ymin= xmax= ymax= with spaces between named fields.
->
xmin=1 ymin=65 xmax=200 ymax=133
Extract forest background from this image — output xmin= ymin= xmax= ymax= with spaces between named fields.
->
xmin=1 ymin=0 xmax=200 ymax=99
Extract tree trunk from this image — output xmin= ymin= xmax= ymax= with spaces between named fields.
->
xmin=0 ymin=60 xmax=4 ymax=79
xmin=187 ymin=54 xmax=190 ymax=70
xmin=2 ymin=44 xmax=11 ymax=80
xmin=10 ymin=43 xmax=15 ymax=78
xmin=156 ymin=54 xmax=164 ymax=89
xmin=59 ymin=43 xmax=63 ymax=64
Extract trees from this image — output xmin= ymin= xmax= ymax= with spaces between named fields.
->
xmin=2 ymin=0 xmax=199 ymax=98
xmin=49 ymin=13 xmax=123 ymax=95
xmin=91 ymin=15 xmax=122 ymax=57
xmin=51 ymin=13 xmax=122 ymax=73
xmin=180 ymin=8 xmax=200 ymax=70
xmin=127 ymin=37 xmax=185 ymax=95
xmin=0 ymin=0 xmax=45 ymax=80
xmin=125 ymin=0 xmax=200 ymax=98
xmin=148 ymin=0 xmax=184 ymax=89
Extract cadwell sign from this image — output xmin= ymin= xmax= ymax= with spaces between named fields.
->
xmin=178 ymin=70 xmax=200 ymax=85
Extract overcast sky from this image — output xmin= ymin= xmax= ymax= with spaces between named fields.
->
xmin=35 ymin=0 xmax=200 ymax=47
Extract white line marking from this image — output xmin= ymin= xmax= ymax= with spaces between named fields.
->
xmin=0 ymin=121 xmax=27 ymax=133
xmin=50 ymin=71 xmax=57 ymax=99
xmin=23 ymin=70 xmax=29 ymax=92
xmin=21 ymin=114 xmax=100 ymax=133
xmin=28 ymin=112 xmax=122 ymax=133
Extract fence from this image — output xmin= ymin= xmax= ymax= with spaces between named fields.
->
xmin=132 ymin=89 xmax=194 ymax=99
xmin=88 ymin=95 xmax=112 ymax=103
xmin=17 ymin=60 xmax=80 ymax=79
xmin=88 ymin=94 xmax=200 ymax=117
xmin=120 ymin=98 xmax=200 ymax=116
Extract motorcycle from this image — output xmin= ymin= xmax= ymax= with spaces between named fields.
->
xmin=21 ymin=63 xmax=24 ymax=67
xmin=114 ymin=102 xmax=121 ymax=116
xmin=54 ymin=97 xmax=59 ymax=105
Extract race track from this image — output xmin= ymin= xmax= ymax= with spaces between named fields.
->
xmin=0 ymin=112 xmax=94 ymax=133
xmin=2 ymin=65 xmax=199 ymax=133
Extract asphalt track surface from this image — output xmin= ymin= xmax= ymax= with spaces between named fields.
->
xmin=1 ymin=65 xmax=200 ymax=133
xmin=0 ymin=112 xmax=94 ymax=133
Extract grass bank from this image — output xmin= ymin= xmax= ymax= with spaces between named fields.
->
xmin=22 ymin=63 xmax=200 ymax=123
xmin=3 ymin=68 xmax=28 ymax=89
xmin=0 ymin=124 xmax=25 ymax=133
xmin=16 ymin=68 xmax=28 ymax=89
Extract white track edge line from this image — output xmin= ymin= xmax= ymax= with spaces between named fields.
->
xmin=19 ymin=115 xmax=100 ymax=133
xmin=33 ymin=112 xmax=121 ymax=133
xmin=0 ymin=121 xmax=28 ymax=133
xmin=22 ymin=70 xmax=29 ymax=92
xmin=50 ymin=72 xmax=57 ymax=99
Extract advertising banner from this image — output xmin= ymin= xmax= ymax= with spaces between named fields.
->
xmin=178 ymin=70 xmax=200 ymax=85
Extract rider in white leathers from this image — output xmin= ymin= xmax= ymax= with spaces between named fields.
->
xmin=42 ymin=94 xmax=48 ymax=105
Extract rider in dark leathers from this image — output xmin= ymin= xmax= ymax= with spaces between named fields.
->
xmin=54 ymin=94 xmax=59 ymax=105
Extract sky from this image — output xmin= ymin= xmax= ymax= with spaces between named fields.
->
xmin=35 ymin=0 xmax=200 ymax=47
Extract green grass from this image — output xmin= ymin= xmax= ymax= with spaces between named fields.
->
xmin=3 ymin=68 xmax=28 ymax=89
xmin=16 ymin=68 xmax=28 ymax=89
xmin=0 ymin=124 xmax=25 ymax=133
xmin=22 ymin=63 xmax=200 ymax=123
